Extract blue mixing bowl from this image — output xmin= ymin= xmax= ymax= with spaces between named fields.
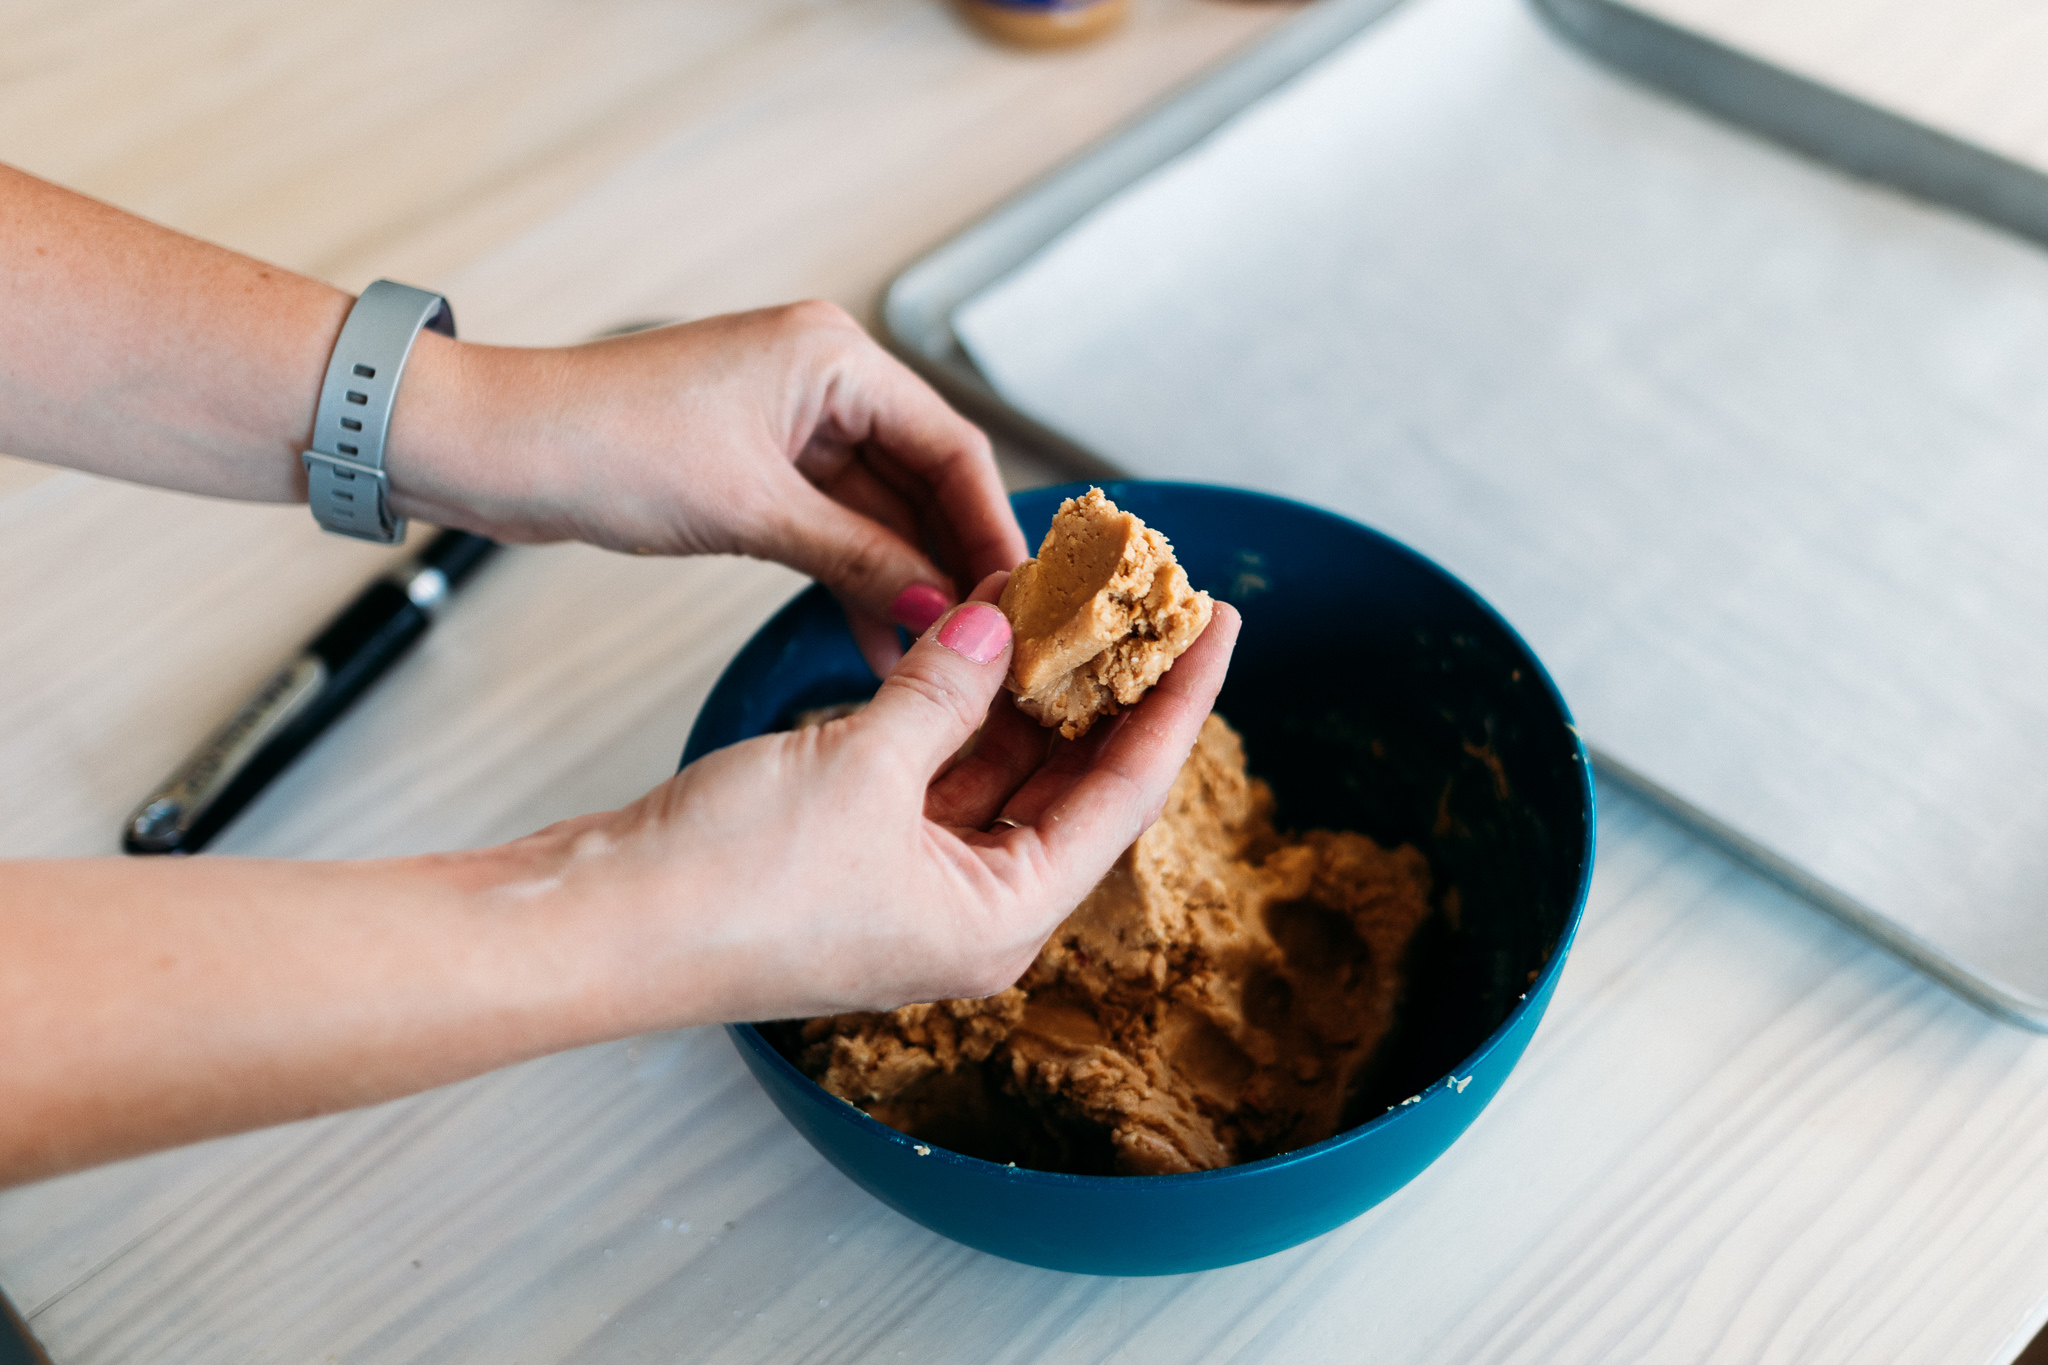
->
xmin=681 ymin=481 xmax=1594 ymax=1276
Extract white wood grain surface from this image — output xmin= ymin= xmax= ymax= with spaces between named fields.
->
xmin=5 ymin=1 xmax=2048 ymax=1362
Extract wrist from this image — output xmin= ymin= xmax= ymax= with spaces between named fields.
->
xmin=388 ymin=837 xmax=632 ymax=1058
xmin=449 ymin=819 xmax=680 ymax=1042
xmin=483 ymin=805 xmax=758 ymax=1038
xmin=382 ymin=333 xmax=559 ymax=536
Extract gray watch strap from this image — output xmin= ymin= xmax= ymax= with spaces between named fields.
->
xmin=302 ymin=280 xmax=456 ymax=544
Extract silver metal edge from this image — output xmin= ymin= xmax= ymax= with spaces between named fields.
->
xmin=126 ymin=655 xmax=329 ymax=850
xmin=402 ymin=564 xmax=451 ymax=616
xmin=877 ymin=0 xmax=2048 ymax=1030
xmin=1587 ymin=746 xmax=2048 ymax=1031
xmin=1528 ymin=0 xmax=2048 ymax=251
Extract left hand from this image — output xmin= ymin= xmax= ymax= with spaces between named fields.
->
xmin=389 ymin=301 xmax=1028 ymax=675
xmin=500 ymin=572 xmax=1242 ymax=1024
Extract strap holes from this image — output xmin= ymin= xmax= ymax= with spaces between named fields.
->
xmin=352 ymin=364 xmax=376 ymax=378
xmin=334 ymin=491 xmax=355 ymax=503
xmin=345 ymin=391 xmax=368 ymax=405
xmin=335 ymin=468 xmax=357 ymax=480
xmin=337 ymin=443 xmax=358 ymax=456
xmin=340 ymin=417 xmax=362 ymax=431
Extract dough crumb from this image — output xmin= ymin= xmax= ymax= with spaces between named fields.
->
xmin=789 ymin=714 xmax=1437 ymax=1176
xmin=998 ymin=488 xmax=1213 ymax=739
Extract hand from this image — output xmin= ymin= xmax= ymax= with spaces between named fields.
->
xmin=0 ymin=168 xmax=1020 ymax=673
xmin=513 ymin=573 xmax=1242 ymax=1024
xmin=390 ymin=303 xmax=1029 ymax=675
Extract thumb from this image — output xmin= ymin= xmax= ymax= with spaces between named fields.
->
xmin=858 ymin=585 xmax=1013 ymax=777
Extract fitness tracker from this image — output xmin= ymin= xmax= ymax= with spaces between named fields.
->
xmin=302 ymin=280 xmax=455 ymax=544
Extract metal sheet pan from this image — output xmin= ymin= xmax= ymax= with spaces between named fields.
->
xmin=1531 ymin=0 xmax=2048 ymax=252
xmin=880 ymin=0 xmax=2048 ymax=1029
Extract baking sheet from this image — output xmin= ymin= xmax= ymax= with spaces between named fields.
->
xmin=903 ymin=0 xmax=2048 ymax=1026
xmin=1537 ymin=0 xmax=2048 ymax=253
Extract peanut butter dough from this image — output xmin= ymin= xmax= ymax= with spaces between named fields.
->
xmin=792 ymin=715 xmax=1436 ymax=1176
xmin=998 ymin=488 xmax=1213 ymax=740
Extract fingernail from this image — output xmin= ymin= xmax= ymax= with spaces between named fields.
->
xmin=936 ymin=602 xmax=1011 ymax=665
xmin=889 ymin=582 xmax=950 ymax=635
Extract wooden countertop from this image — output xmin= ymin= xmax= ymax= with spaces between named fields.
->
xmin=6 ymin=1 xmax=2048 ymax=1361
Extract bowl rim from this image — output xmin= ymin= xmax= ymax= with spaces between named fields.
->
xmin=709 ymin=479 xmax=1598 ymax=1187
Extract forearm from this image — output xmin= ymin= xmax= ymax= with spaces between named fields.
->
xmin=0 ymin=164 xmax=352 ymax=501
xmin=0 ymin=839 xmax=639 ymax=1186
xmin=0 ymin=164 xmax=1020 ymax=660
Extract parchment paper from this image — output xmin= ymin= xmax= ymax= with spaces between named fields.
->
xmin=955 ymin=0 xmax=2048 ymax=1016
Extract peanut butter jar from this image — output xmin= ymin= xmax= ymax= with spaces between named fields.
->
xmin=956 ymin=0 xmax=1130 ymax=48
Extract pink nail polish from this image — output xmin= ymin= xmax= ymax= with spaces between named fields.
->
xmin=890 ymin=582 xmax=950 ymax=635
xmin=936 ymin=602 xmax=1011 ymax=665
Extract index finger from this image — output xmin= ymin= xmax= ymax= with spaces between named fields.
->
xmin=854 ymin=355 xmax=1028 ymax=584
xmin=998 ymin=603 xmax=1241 ymax=902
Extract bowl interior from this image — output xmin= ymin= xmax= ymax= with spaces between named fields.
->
xmin=1211 ymin=564 xmax=1582 ymax=1122
xmin=685 ymin=480 xmax=1590 ymax=1161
